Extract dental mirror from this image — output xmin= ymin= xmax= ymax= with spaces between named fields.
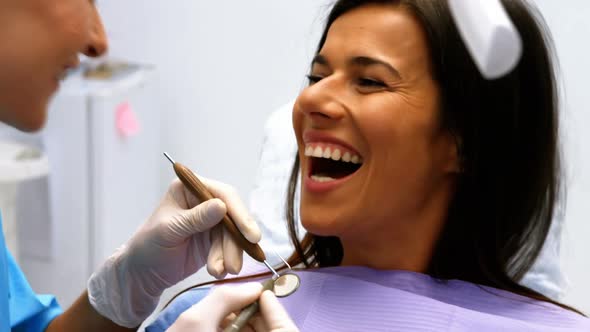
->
xmin=273 ymin=273 xmax=300 ymax=297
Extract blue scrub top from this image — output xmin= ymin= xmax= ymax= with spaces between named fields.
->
xmin=0 ymin=214 xmax=62 ymax=332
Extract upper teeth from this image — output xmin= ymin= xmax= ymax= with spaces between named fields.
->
xmin=304 ymin=144 xmax=362 ymax=164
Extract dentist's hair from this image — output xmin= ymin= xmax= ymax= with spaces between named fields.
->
xmin=285 ymin=0 xmax=580 ymax=313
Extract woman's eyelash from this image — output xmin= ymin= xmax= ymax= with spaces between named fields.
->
xmin=306 ymin=75 xmax=387 ymax=88
xmin=306 ymin=74 xmax=323 ymax=84
xmin=357 ymin=78 xmax=387 ymax=88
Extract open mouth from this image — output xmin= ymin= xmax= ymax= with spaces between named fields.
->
xmin=305 ymin=143 xmax=363 ymax=182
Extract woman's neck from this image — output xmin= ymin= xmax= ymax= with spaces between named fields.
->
xmin=339 ymin=183 xmax=453 ymax=273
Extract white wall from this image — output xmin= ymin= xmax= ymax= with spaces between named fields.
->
xmin=95 ymin=0 xmax=590 ymax=314
xmin=97 ymin=0 xmax=331 ymax=196
xmin=534 ymin=0 xmax=590 ymax=314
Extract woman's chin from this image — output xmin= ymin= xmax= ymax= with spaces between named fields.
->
xmin=300 ymin=212 xmax=344 ymax=237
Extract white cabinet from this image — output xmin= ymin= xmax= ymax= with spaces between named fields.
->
xmin=19 ymin=64 xmax=163 ymax=307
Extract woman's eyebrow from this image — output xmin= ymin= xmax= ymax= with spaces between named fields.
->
xmin=311 ymin=54 xmax=402 ymax=79
xmin=350 ymin=56 xmax=402 ymax=79
xmin=311 ymin=54 xmax=329 ymax=67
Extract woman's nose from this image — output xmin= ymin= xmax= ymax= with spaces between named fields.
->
xmin=297 ymin=78 xmax=346 ymax=125
xmin=83 ymin=8 xmax=109 ymax=58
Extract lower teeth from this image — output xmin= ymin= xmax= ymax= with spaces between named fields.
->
xmin=311 ymin=175 xmax=335 ymax=183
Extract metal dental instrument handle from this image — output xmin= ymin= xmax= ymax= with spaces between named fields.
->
xmin=163 ymin=152 xmax=279 ymax=277
xmin=223 ymin=278 xmax=276 ymax=332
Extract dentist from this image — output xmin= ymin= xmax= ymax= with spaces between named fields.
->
xmin=0 ymin=1 xmax=293 ymax=331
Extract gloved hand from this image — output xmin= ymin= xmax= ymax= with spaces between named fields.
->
xmin=87 ymin=177 xmax=261 ymax=328
xmin=168 ymin=283 xmax=299 ymax=332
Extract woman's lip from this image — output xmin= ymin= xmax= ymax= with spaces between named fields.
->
xmin=302 ymin=130 xmax=362 ymax=157
xmin=304 ymin=170 xmax=357 ymax=194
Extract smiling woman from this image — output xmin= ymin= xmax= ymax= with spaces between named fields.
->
xmin=293 ymin=4 xmax=456 ymax=271
xmin=289 ymin=0 xmax=576 ymax=310
xmin=149 ymin=0 xmax=590 ymax=331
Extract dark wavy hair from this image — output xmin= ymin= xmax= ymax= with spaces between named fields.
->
xmin=167 ymin=0 xmax=582 ymax=315
xmin=285 ymin=0 xmax=579 ymax=313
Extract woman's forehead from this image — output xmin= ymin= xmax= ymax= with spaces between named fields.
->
xmin=322 ymin=4 xmax=431 ymax=75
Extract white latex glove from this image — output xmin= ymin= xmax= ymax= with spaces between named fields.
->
xmin=168 ymin=283 xmax=299 ymax=332
xmin=88 ymin=177 xmax=261 ymax=328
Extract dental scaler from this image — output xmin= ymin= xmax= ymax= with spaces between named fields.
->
xmin=163 ymin=152 xmax=280 ymax=278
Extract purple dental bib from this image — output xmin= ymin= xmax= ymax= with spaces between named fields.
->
xmin=148 ymin=264 xmax=589 ymax=331
xmin=275 ymin=266 xmax=589 ymax=331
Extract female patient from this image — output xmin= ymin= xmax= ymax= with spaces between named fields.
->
xmin=149 ymin=0 xmax=590 ymax=330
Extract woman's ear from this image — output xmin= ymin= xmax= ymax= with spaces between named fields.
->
xmin=442 ymin=132 xmax=462 ymax=174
